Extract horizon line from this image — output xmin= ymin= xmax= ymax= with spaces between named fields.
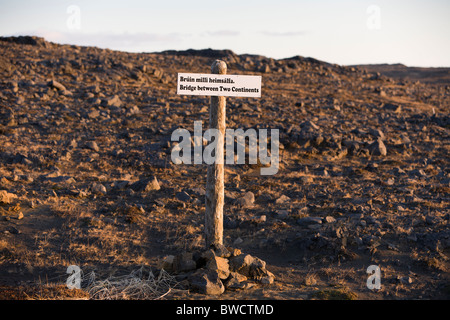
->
xmin=2 ymin=34 xmax=450 ymax=69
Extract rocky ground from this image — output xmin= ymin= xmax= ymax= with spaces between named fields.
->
xmin=0 ymin=36 xmax=449 ymax=300
xmin=354 ymin=63 xmax=450 ymax=85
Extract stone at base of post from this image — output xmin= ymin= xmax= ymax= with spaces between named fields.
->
xmin=205 ymin=60 xmax=227 ymax=248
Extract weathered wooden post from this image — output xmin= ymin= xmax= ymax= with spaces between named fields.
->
xmin=205 ymin=60 xmax=227 ymax=248
xmin=176 ymin=62 xmax=261 ymax=250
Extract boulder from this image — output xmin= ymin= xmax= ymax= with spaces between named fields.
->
xmin=160 ymin=255 xmax=175 ymax=272
xmin=130 ymin=176 xmax=160 ymax=192
xmin=48 ymin=79 xmax=66 ymax=91
xmin=103 ymin=95 xmax=122 ymax=108
xmin=206 ymin=256 xmax=230 ymax=280
xmin=227 ymin=247 xmax=242 ymax=257
xmin=369 ymin=139 xmax=387 ymax=156
xmin=234 ymin=191 xmax=255 ymax=207
xmin=92 ymin=182 xmax=107 ymax=195
xmin=260 ymin=271 xmax=275 ymax=285
xmin=189 ymin=269 xmax=225 ymax=295
xmin=229 ymin=254 xmax=255 ymax=277
xmin=297 ymin=216 xmax=323 ymax=226
xmin=224 ymin=272 xmax=248 ymax=290
xmin=248 ymin=257 xmax=268 ymax=280
xmin=85 ymin=141 xmax=100 ymax=152
xmin=0 ymin=190 xmax=17 ymax=204
xmin=212 ymin=243 xmax=231 ymax=258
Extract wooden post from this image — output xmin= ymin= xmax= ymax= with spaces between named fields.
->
xmin=205 ymin=60 xmax=227 ymax=248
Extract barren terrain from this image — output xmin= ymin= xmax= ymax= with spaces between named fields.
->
xmin=0 ymin=36 xmax=449 ymax=300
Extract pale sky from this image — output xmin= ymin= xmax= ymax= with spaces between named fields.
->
xmin=1 ymin=0 xmax=449 ymax=67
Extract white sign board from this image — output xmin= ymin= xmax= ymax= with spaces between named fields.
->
xmin=177 ymin=73 xmax=261 ymax=97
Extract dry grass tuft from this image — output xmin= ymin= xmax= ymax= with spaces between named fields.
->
xmin=82 ymin=266 xmax=183 ymax=300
